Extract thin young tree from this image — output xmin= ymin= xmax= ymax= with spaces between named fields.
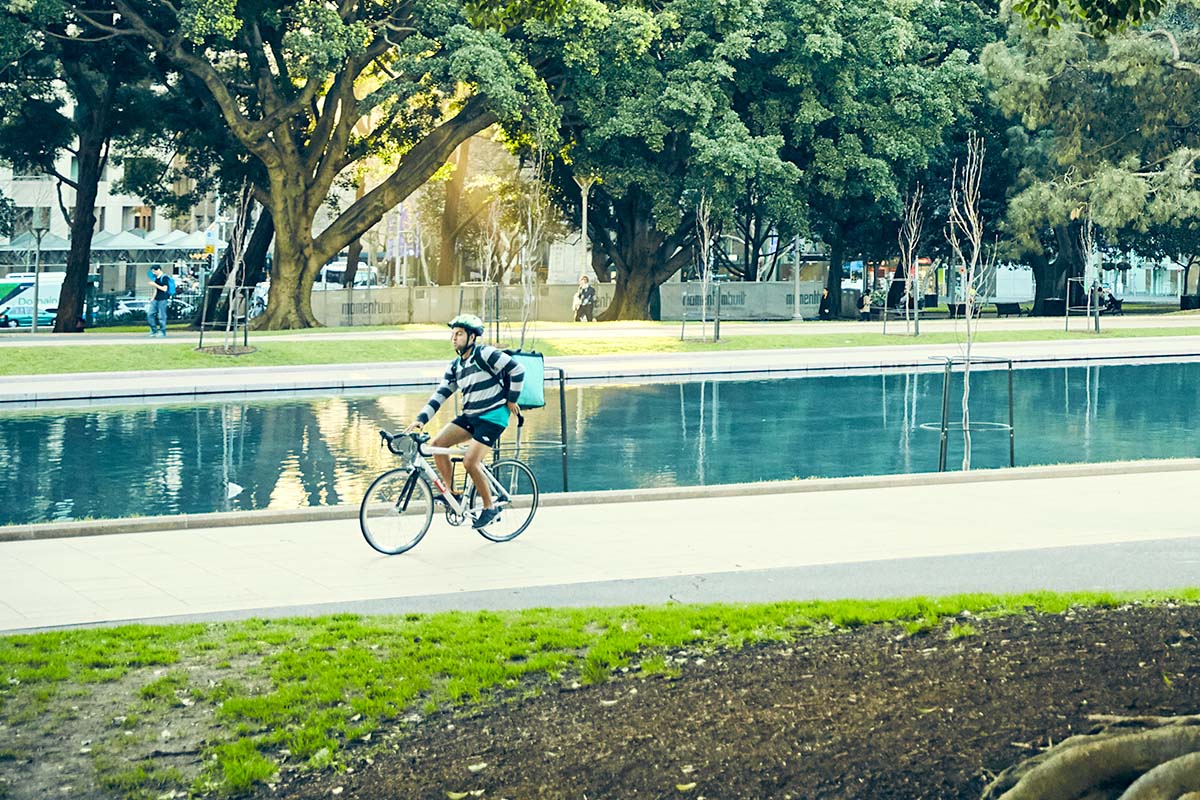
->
xmin=221 ymin=182 xmax=254 ymax=351
xmin=692 ymin=191 xmax=716 ymax=342
xmin=946 ymin=134 xmax=989 ymax=470
xmin=1077 ymin=211 xmax=1100 ymax=331
xmin=517 ymin=142 xmax=552 ymax=348
xmin=898 ymin=185 xmax=925 ymax=336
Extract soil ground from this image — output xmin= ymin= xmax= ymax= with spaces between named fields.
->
xmin=269 ymin=604 xmax=1200 ymax=800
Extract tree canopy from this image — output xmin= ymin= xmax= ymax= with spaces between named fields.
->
xmin=983 ymin=0 xmax=1200 ymax=305
xmin=63 ymin=0 xmax=562 ymax=327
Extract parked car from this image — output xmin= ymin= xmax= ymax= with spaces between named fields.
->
xmin=1 ymin=311 xmax=56 ymax=329
xmin=114 ymin=297 xmax=195 ymax=322
xmin=313 ymin=262 xmax=381 ymax=290
xmin=114 ymin=298 xmax=151 ymax=318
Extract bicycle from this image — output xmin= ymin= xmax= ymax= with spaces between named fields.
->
xmin=359 ymin=428 xmax=540 ymax=555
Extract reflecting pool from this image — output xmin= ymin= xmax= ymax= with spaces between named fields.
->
xmin=1 ymin=361 xmax=1198 ymax=525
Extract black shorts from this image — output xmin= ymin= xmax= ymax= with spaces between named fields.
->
xmin=451 ymin=414 xmax=506 ymax=447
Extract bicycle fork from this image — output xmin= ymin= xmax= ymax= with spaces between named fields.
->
xmin=396 ymin=470 xmax=422 ymax=512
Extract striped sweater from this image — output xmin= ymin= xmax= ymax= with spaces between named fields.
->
xmin=416 ymin=345 xmax=526 ymax=425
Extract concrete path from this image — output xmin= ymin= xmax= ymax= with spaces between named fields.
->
xmin=3 ymin=321 xmax=1199 ymax=633
xmin=2 ymin=463 xmax=1198 ymax=634
xmin=2 ymin=312 xmax=1199 ymax=348
xmin=5 ymin=327 xmax=1200 ymax=406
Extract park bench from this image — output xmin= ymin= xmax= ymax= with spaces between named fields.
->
xmin=946 ymin=303 xmax=984 ymax=319
xmin=994 ymin=302 xmax=1025 ymax=317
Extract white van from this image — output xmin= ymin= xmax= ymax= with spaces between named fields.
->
xmin=0 ymin=271 xmax=64 ymax=328
xmin=313 ymin=262 xmax=381 ymax=290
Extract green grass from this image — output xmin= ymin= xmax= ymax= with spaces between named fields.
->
xmin=1 ymin=590 xmax=1197 ymax=798
xmin=6 ymin=325 xmax=1200 ymax=376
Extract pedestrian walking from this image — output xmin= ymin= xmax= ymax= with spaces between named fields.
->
xmin=573 ymin=275 xmax=596 ymax=322
xmin=818 ymin=288 xmax=832 ymax=320
xmin=148 ymin=265 xmax=171 ymax=337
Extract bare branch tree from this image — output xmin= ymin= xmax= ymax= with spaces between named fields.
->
xmin=898 ymin=184 xmax=925 ymax=336
xmin=692 ymin=191 xmax=716 ymax=342
xmin=518 ymin=140 xmax=553 ymax=349
xmin=945 ymin=134 xmax=991 ymax=470
xmin=222 ymin=181 xmax=254 ymax=352
xmin=1078 ymin=210 xmax=1099 ymax=329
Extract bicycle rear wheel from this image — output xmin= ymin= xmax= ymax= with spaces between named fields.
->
xmin=360 ymin=468 xmax=434 ymax=555
xmin=467 ymin=459 xmax=539 ymax=543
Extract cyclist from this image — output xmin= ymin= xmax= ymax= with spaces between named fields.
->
xmin=407 ymin=314 xmax=525 ymax=529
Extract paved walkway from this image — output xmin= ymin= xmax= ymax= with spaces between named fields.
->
xmin=4 ymin=323 xmax=1200 ymax=405
xmin=2 ymin=462 xmax=1198 ymax=633
xmin=3 ymin=321 xmax=1199 ymax=633
xmin=2 ymin=312 xmax=1199 ymax=347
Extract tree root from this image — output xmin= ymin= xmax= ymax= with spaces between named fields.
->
xmin=983 ymin=714 xmax=1200 ymax=800
xmin=1118 ymin=751 xmax=1200 ymax=800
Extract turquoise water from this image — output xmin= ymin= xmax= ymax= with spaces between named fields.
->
xmin=1 ymin=361 xmax=1198 ymax=526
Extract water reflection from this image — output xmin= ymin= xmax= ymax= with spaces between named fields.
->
xmin=1 ymin=362 xmax=1198 ymax=525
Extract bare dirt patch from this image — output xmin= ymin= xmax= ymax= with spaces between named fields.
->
xmin=267 ymin=604 xmax=1200 ymax=800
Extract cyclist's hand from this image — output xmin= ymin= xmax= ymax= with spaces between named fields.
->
xmin=506 ymin=401 xmax=520 ymax=418
xmin=406 ymin=421 xmax=424 ymax=433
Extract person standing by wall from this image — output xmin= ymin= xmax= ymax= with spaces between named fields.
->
xmin=859 ymin=291 xmax=872 ymax=321
xmin=148 ymin=265 xmax=171 ymax=337
xmin=573 ymin=274 xmax=596 ymax=322
xmin=818 ymin=287 xmax=832 ymax=320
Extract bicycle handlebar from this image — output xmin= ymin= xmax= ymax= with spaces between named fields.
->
xmin=379 ymin=429 xmax=429 ymax=456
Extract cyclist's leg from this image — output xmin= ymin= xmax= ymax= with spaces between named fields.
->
xmin=462 ymin=439 xmax=494 ymax=508
xmin=430 ymin=422 xmax=471 ymax=494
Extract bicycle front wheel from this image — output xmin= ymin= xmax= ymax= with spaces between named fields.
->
xmin=360 ymin=468 xmax=434 ymax=555
xmin=467 ymin=459 xmax=539 ymax=543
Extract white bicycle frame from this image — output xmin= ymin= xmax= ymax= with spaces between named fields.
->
xmin=407 ymin=440 xmax=515 ymax=516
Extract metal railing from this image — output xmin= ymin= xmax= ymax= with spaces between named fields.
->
xmin=497 ymin=365 xmax=570 ymax=492
xmin=919 ymin=355 xmax=1015 ymax=472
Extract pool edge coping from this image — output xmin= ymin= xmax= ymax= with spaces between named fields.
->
xmin=6 ymin=457 xmax=1199 ymax=542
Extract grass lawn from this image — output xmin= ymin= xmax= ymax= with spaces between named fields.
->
xmin=4 ymin=325 xmax=1200 ymax=377
xmin=1 ymin=589 xmax=1196 ymax=797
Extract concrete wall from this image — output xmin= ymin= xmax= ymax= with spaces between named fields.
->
xmin=310 ymin=283 xmax=616 ymax=326
xmin=659 ymin=281 xmax=829 ymax=320
xmin=307 ymin=280 xmax=859 ymax=325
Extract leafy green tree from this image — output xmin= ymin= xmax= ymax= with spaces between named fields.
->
xmin=68 ymin=0 xmax=561 ymax=328
xmin=527 ymin=0 xmax=798 ymax=318
xmin=0 ymin=1 xmax=160 ymax=332
xmin=768 ymin=0 xmax=980 ymax=315
xmin=0 ymin=191 xmax=15 ymax=237
xmin=983 ymin=1 xmax=1200 ymax=309
xmin=1014 ymin=0 xmax=1165 ymax=34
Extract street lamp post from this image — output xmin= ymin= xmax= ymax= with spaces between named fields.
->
xmin=31 ymin=211 xmax=50 ymax=334
xmin=792 ymin=236 xmax=802 ymax=320
xmin=574 ymin=175 xmax=597 ymax=277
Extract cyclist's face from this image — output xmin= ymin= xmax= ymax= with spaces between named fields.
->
xmin=451 ymin=327 xmax=472 ymax=353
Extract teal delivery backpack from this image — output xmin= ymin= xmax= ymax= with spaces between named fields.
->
xmin=476 ymin=348 xmax=545 ymax=410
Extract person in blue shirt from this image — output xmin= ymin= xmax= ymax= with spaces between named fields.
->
xmin=148 ymin=266 xmax=170 ymax=337
xmin=407 ymin=314 xmax=525 ymax=528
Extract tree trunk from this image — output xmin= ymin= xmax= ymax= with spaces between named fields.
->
xmin=1056 ymin=222 xmax=1087 ymax=306
xmin=52 ymin=131 xmax=106 ymax=333
xmin=343 ymin=180 xmax=367 ymax=287
xmin=197 ymin=206 xmax=273 ymax=328
xmin=825 ymin=235 xmax=846 ymax=317
xmin=257 ymin=187 xmax=322 ymax=328
xmin=344 ymin=237 xmax=362 ymax=287
xmin=51 ymin=63 xmax=113 ymax=334
xmin=605 ymin=267 xmax=662 ymax=320
xmin=1028 ymin=249 xmax=1059 ymax=315
xmin=439 ymin=140 xmax=470 ymax=286
xmin=888 ymin=261 xmax=907 ymax=307
xmin=595 ymin=187 xmax=693 ymax=320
